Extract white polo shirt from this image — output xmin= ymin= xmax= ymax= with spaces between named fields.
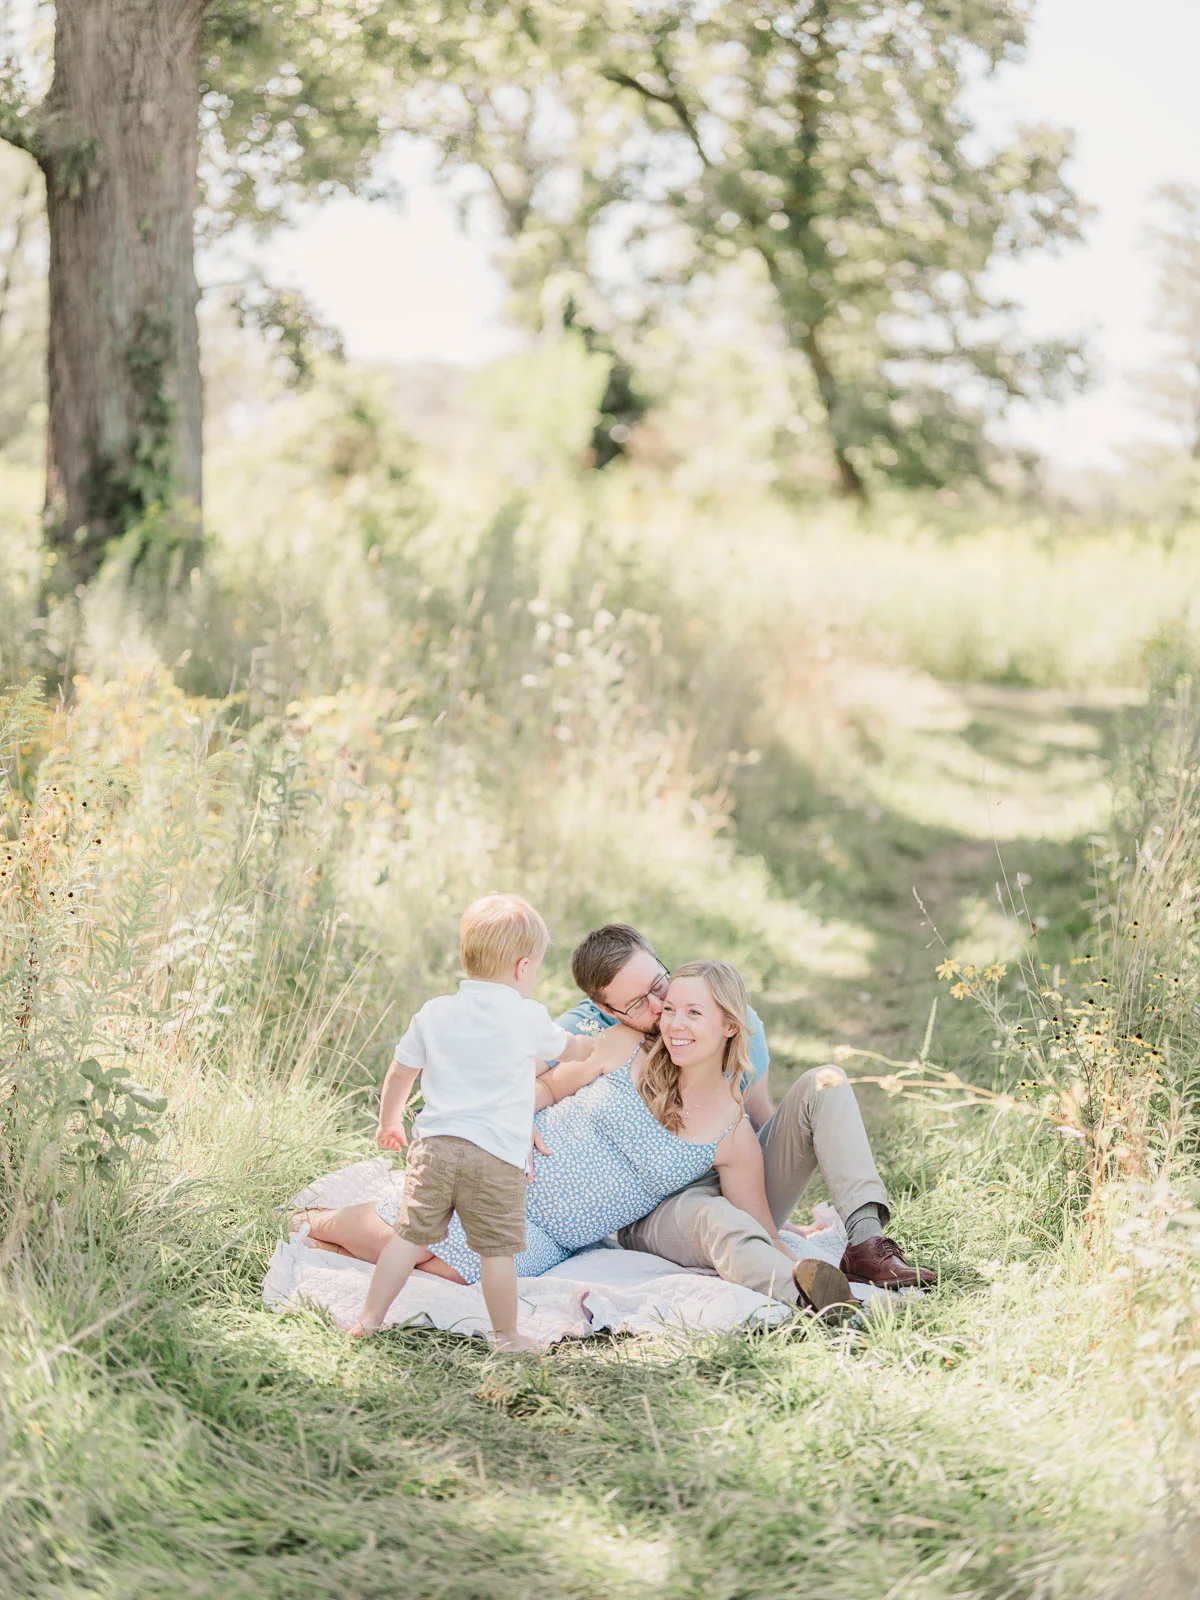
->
xmin=394 ymin=980 xmax=570 ymax=1170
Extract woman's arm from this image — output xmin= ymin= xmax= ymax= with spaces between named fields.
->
xmin=713 ymin=1117 xmax=782 ymax=1243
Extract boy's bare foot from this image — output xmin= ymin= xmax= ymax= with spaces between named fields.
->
xmin=491 ymin=1330 xmax=544 ymax=1354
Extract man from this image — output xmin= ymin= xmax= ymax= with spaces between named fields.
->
xmin=557 ymin=924 xmax=935 ymax=1296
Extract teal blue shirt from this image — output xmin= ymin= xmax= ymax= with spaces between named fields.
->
xmin=554 ymin=996 xmax=769 ymax=1091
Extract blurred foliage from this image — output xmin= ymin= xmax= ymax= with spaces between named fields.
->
xmin=0 ymin=143 xmax=44 ymax=458
xmin=590 ymin=0 xmax=1088 ymax=495
xmin=1131 ymin=182 xmax=1200 ymax=460
xmin=3 ymin=0 xmax=1096 ymax=517
xmin=228 ymin=271 xmax=345 ymax=387
xmin=198 ymin=0 xmax=433 ymax=233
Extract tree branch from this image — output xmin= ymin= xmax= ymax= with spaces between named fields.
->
xmin=602 ymin=63 xmax=710 ymax=168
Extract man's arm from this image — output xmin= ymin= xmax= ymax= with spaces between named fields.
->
xmin=742 ymin=1074 xmax=774 ymax=1130
xmin=742 ymin=1007 xmax=774 ymax=1129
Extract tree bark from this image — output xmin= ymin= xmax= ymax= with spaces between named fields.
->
xmin=799 ymin=322 xmax=868 ymax=503
xmin=38 ymin=0 xmax=209 ymax=588
xmin=755 ymin=242 xmax=867 ymax=503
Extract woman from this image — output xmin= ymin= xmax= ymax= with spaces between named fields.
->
xmin=295 ymin=961 xmax=855 ymax=1314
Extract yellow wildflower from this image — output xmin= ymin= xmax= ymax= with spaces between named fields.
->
xmin=936 ymin=958 xmax=960 ymax=980
xmin=984 ymin=963 xmax=1008 ymax=983
xmin=949 ymin=982 xmax=971 ymax=1000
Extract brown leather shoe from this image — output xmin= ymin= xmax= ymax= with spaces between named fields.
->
xmin=841 ymin=1236 xmax=936 ymax=1290
xmin=792 ymin=1258 xmax=859 ymax=1322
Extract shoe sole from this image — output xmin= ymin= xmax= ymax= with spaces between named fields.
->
xmin=844 ymin=1273 xmax=936 ymax=1291
xmin=793 ymin=1259 xmax=859 ymax=1323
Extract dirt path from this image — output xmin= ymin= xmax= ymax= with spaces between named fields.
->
xmin=734 ymin=674 xmax=1137 ymax=1077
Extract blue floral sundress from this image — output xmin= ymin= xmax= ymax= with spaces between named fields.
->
xmin=374 ymin=1052 xmax=736 ymax=1284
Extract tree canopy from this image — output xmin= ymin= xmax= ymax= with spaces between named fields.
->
xmin=0 ymin=0 xmax=1091 ymax=577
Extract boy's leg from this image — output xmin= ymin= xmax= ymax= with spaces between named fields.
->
xmin=457 ymin=1143 xmax=538 ymax=1350
xmin=351 ymin=1233 xmax=425 ymax=1334
xmin=478 ymin=1256 xmax=541 ymax=1352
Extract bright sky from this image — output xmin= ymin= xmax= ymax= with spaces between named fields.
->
xmin=255 ymin=0 xmax=1200 ymax=472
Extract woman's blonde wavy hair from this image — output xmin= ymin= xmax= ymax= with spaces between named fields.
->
xmin=638 ymin=960 xmax=753 ymax=1135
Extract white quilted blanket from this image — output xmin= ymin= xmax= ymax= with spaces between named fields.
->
xmin=263 ymin=1158 xmax=890 ymax=1345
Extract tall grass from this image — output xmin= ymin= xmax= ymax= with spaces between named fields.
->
xmin=2 ymin=348 xmax=1200 ymax=1595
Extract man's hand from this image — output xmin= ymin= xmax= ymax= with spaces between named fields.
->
xmin=527 ymin=1126 xmax=551 ymax=1184
xmin=376 ymin=1122 xmax=407 ymax=1151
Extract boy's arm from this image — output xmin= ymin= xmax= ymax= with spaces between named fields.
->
xmin=534 ymin=1052 xmax=606 ymax=1109
xmin=377 ymin=1059 xmax=420 ymax=1149
xmin=556 ymin=1032 xmax=595 ymax=1064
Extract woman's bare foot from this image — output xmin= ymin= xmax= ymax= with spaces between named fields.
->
xmin=289 ymin=1209 xmax=352 ymax=1255
xmin=347 ymin=1320 xmax=380 ymax=1338
xmin=491 ymin=1330 xmax=544 ymax=1354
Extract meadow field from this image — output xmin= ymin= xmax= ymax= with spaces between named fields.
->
xmin=2 ymin=355 xmax=1200 ymax=1598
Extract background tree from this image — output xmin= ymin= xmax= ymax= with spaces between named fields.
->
xmin=595 ymin=0 xmax=1088 ymax=498
xmin=408 ymin=14 xmax=651 ymax=466
xmin=1132 ymin=183 xmax=1200 ymax=460
xmin=0 ymin=0 xmax=428 ymax=590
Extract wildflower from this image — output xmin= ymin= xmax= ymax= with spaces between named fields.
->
xmin=962 ymin=964 xmax=978 ymax=981
xmin=815 ymin=1065 xmax=847 ymax=1089
xmin=984 ymin=963 xmax=1008 ymax=982
xmin=831 ymin=1043 xmax=854 ymax=1062
xmin=936 ymin=958 xmax=960 ymax=980
xmin=949 ymin=982 xmax=971 ymax=1000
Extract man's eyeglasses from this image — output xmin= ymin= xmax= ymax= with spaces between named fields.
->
xmin=604 ymin=967 xmax=670 ymax=1021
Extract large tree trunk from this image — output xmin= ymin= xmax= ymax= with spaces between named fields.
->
xmin=39 ymin=0 xmax=208 ymax=589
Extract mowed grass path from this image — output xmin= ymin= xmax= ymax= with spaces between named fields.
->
xmin=10 ymin=676 xmax=1163 ymax=1600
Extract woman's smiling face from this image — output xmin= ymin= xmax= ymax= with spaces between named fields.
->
xmin=660 ymin=974 xmax=735 ymax=1068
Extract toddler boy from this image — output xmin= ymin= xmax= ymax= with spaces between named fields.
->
xmin=350 ymin=893 xmax=593 ymax=1351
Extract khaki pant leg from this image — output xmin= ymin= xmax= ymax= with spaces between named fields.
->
xmin=619 ymin=1176 xmax=802 ymax=1305
xmin=758 ymin=1066 xmax=889 ymax=1226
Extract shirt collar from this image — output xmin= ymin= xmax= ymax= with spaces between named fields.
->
xmin=459 ymin=979 xmax=522 ymax=1003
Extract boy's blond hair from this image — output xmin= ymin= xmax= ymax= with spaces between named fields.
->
xmin=460 ymin=893 xmax=550 ymax=981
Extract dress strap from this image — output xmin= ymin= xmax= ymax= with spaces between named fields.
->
xmin=713 ymin=1106 xmax=745 ymax=1146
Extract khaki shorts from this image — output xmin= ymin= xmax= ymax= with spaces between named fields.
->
xmin=396 ymin=1135 xmax=527 ymax=1256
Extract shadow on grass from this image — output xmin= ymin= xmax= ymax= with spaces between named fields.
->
xmin=728 ymin=688 xmax=1125 ymax=1077
xmin=49 ymin=1284 xmax=1150 ymax=1600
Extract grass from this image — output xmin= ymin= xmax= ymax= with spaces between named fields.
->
xmin=2 ymin=351 xmax=1200 ymax=1597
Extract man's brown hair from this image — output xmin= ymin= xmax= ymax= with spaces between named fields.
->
xmin=571 ymin=923 xmax=656 ymax=1003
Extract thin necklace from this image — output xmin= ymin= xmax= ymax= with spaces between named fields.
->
xmin=680 ymin=1079 xmax=732 ymax=1120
